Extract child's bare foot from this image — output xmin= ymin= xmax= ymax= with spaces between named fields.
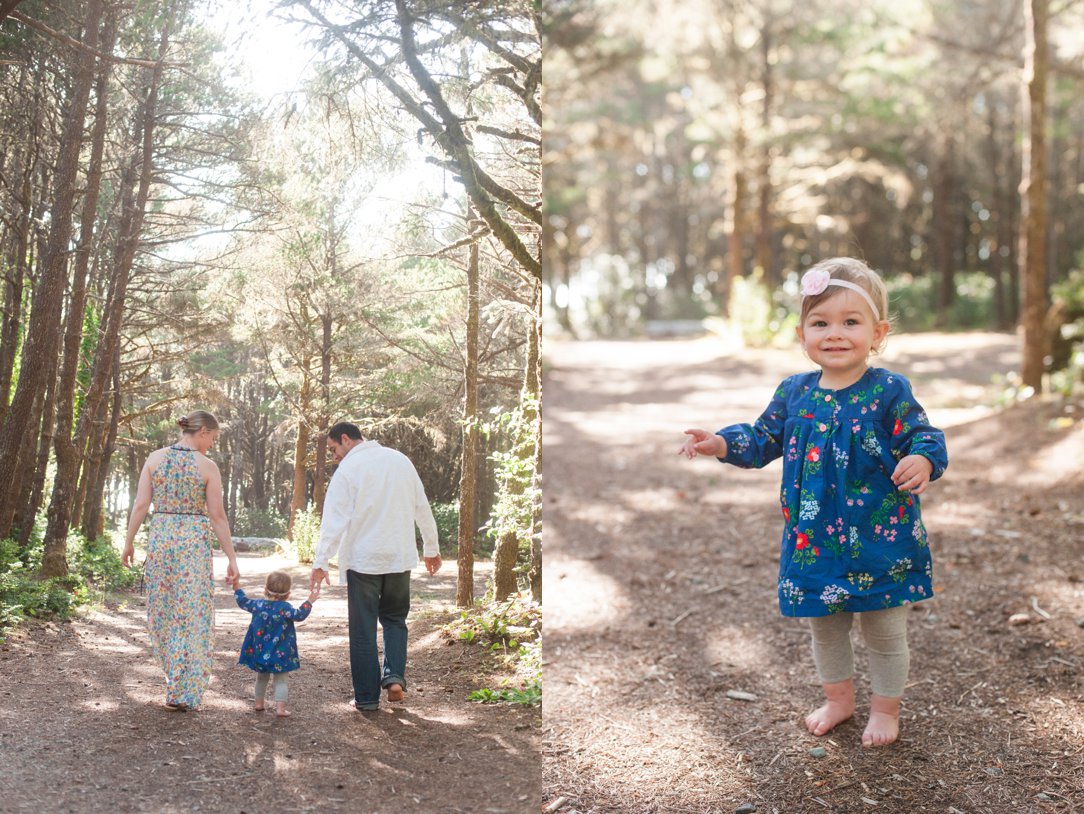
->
xmin=862 ymin=694 xmax=900 ymax=747
xmin=254 ymin=702 xmax=265 ymax=712
xmin=275 ymin=701 xmax=290 ymax=717
xmin=805 ymin=678 xmax=855 ymax=736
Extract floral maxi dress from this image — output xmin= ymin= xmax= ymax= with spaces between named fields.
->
xmin=145 ymin=446 xmax=215 ymax=707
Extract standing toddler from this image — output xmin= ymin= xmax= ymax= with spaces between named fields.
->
xmin=236 ymin=570 xmax=319 ymax=717
xmin=680 ymin=257 xmax=948 ymax=747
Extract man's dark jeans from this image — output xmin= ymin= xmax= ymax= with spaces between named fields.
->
xmin=346 ymin=569 xmax=411 ymax=709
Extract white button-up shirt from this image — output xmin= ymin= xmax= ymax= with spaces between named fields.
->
xmin=313 ymin=440 xmax=439 ymax=582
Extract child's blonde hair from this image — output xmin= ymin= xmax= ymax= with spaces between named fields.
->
xmin=264 ymin=570 xmax=292 ymax=601
xmin=799 ymin=257 xmax=891 ymax=352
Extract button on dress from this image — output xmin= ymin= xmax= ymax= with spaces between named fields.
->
xmin=717 ymin=368 xmax=948 ymax=617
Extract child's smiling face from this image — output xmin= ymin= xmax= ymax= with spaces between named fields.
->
xmin=796 ymin=289 xmax=889 ymax=387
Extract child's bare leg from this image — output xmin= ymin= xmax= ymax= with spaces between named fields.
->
xmin=805 ymin=677 xmax=855 ymax=736
xmin=863 ymin=694 xmax=900 ymax=747
xmin=273 ymin=673 xmax=290 ymax=717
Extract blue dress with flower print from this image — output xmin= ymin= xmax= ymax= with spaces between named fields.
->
xmin=235 ymin=590 xmax=312 ymax=673
xmin=718 ymin=368 xmax=948 ymax=617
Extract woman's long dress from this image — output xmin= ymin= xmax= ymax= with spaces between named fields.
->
xmin=145 ymin=446 xmax=215 ymax=707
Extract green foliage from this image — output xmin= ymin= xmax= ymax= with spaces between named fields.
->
xmin=234 ymin=507 xmax=287 ymax=538
xmin=0 ymin=530 xmax=137 ymax=640
xmin=1050 ymin=269 xmax=1084 ymax=396
xmin=481 ymin=396 xmax=540 ymax=577
xmin=288 ymin=506 xmax=321 ymax=564
xmin=449 ymin=596 xmax=542 ymax=707
xmin=422 ymin=501 xmax=463 ymax=558
xmin=887 ymin=272 xmax=995 ymax=332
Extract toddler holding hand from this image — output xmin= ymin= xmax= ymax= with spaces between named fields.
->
xmin=680 ymin=257 xmax=948 ymax=747
xmin=236 ymin=570 xmax=320 ymax=717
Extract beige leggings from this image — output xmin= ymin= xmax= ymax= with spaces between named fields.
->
xmin=808 ymin=605 xmax=910 ymax=697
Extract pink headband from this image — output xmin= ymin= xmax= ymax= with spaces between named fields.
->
xmin=800 ymin=268 xmax=881 ymax=320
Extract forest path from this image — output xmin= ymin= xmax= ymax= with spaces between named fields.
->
xmin=0 ymin=553 xmax=539 ymax=814
xmin=544 ymin=331 xmax=1083 ymax=813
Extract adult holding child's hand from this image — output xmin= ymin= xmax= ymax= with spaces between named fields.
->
xmin=123 ymin=410 xmax=240 ymax=711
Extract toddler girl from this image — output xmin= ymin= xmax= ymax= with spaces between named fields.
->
xmin=235 ymin=570 xmax=320 ymax=717
xmin=680 ymin=257 xmax=947 ymax=747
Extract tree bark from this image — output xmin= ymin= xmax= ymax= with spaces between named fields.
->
xmin=725 ymin=122 xmax=748 ymax=316
xmin=288 ymin=366 xmax=312 ymax=537
xmin=0 ymin=0 xmax=104 ymax=540
xmin=1019 ymin=0 xmax=1048 ymax=391
xmin=43 ymin=6 xmax=168 ymax=576
xmin=526 ymin=281 xmax=542 ymax=604
xmin=80 ymin=347 xmax=121 ymax=540
xmin=456 ymin=214 xmax=481 ymax=608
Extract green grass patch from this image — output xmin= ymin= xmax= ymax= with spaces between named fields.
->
xmin=0 ymin=527 xmax=138 ymax=641
xmin=447 ymin=595 xmax=542 ymax=707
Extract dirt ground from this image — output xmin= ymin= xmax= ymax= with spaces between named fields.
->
xmin=543 ymin=331 xmax=1084 ymax=814
xmin=0 ymin=555 xmax=540 ymax=813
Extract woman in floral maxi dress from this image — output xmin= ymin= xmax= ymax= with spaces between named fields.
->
xmin=123 ymin=411 xmax=240 ymax=711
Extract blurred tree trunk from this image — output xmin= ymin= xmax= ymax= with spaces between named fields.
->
xmin=0 ymin=0 xmax=104 ymax=541
xmin=288 ymin=365 xmax=313 ymax=537
xmin=0 ymin=1 xmax=24 ymax=23
xmin=456 ymin=218 xmax=480 ymax=608
xmin=725 ymin=121 xmax=748 ymax=317
xmin=754 ymin=23 xmax=774 ymax=285
xmin=1019 ymin=0 xmax=1048 ymax=391
xmin=933 ymin=137 xmax=956 ymax=322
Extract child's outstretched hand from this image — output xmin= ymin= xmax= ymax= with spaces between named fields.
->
xmin=679 ymin=429 xmax=727 ymax=459
xmin=307 ymin=585 xmax=321 ymax=604
xmin=892 ymin=454 xmax=933 ymax=494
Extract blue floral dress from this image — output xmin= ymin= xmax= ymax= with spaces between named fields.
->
xmin=718 ymin=367 xmax=948 ymax=617
xmin=235 ymin=590 xmax=312 ymax=673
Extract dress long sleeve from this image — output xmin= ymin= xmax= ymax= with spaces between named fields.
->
xmin=886 ymin=379 xmax=948 ymax=481
xmin=717 ymin=380 xmax=790 ymax=469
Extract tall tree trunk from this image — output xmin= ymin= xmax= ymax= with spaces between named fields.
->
xmin=456 ymin=220 xmax=481 ymax=608
xmin=288 ymin=367 xmax=312 ymax=537
xmin=17 ymin=355 xmax=58 ymax=549
xmin=313 ymin=311 xmax=332 ymax=514
xmin=934 ymin=137 xmax=956 ymax=321
xmin=526 ymin=281 xmax=542 ymax=604
xmin=42 ymin=9 xmax=168 ymax=576
xmin=1019 ymin=0 xmax=1048 ymax=391
xmin=0 ymin=0 xmax=104 ymax=540
xmin=80 ymin=348 xmax=121 ymax=539
xmin=755 ymin=22 xmax=774 ymax=284
xmin=725 ymin=121 xmax=748 ymax=317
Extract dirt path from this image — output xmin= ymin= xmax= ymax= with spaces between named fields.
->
xmin=543 ymin=332 xmax=1083 ymax=814
xmin=0 ymin=554 xmax=540 ymax=814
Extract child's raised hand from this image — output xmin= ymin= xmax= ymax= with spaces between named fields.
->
xmin=891 ymin=454 xmax=933 ymax=494
xmin=679 ymin=429 xmax=727 ymax=459
xmin=307 ymin=585 xmax=321 ymax=604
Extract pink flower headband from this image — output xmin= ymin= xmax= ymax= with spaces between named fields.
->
xmin=799 ymin=269 xmax=881 ymax=320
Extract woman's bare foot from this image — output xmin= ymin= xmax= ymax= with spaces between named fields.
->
xmin=862 ymin=694 xmax=900 ymax=747
xmin=275 ymin=702 xmax=290 ymax=717
xmin=804 ymin=678 xmax=855 ymax=736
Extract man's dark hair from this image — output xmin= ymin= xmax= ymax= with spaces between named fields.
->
xmin=327 ymin=422 xmax=363 ymax=441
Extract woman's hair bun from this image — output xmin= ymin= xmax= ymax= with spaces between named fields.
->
xmin=177 ymin=415 xmax=190 ymax=430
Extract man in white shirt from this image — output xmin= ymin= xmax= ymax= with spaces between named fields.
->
xmin=310 ymin=422 xmax=442 ymax=711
